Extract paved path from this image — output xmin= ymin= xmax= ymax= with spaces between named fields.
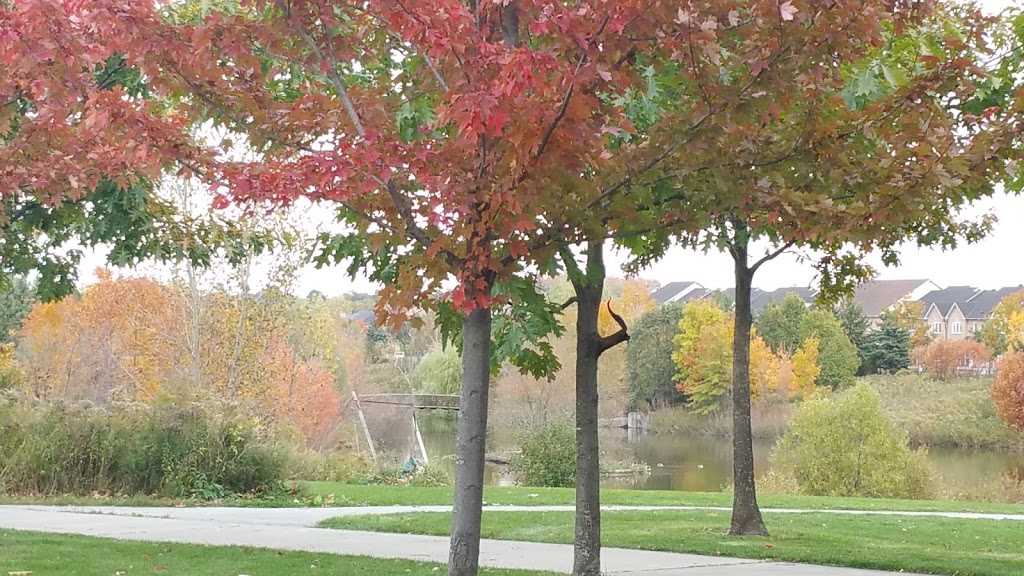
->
xmin=0 ymin=504 xmax=990 ymax=575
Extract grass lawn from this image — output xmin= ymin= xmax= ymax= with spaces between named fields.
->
xmin=300 ymin=482 xmax=1024 ymax=515
xmin=321 ymin=509 xmax=1024 ymax=576
xmin=0 ymin=530 xmax=554 ymax=576
xmin=7 ymin=481 xmax=1024 ymax=516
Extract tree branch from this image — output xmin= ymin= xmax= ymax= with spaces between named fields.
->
xmin=274 ymin=0 xmax=366 ymax=137
xmin=750 ymin=239 xmax=796 ymax=273
xmin=598 ymin=300 xmax=630 ymax=354
xmin=560 ymin=296 xmax=578 ymax=310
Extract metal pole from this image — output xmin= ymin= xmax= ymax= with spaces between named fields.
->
xmin=351 ymin=391 xmax=378 ymax=466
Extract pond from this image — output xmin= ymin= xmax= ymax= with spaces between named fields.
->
xmin=415 ymin=415 xmax=1024 ymax=491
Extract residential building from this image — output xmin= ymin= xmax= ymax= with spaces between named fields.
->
xmin=919 ymin=286 xmax=980 ymax=341
xmin=852 ymin=279 xmax=941 ymax=329
xmin=753 ymin=286 xmax=818 ymax=313
xmin=650 ymin=281 xmax=707 ymax=305
xmin=960 ymin=286 xmax=1024 ymax=335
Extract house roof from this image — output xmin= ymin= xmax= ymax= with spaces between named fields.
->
xmin=961 ymin=286 xmax=1024 ymax=319
xmin=650 ymin=281 xmax=702 ymax=304
xmin=853 ymin=279 xmax=934 ymax=317
xmin=348 ymin=309 xmax=377 ymax=324
xmin=764 ymin=286 xmax=817 ymax=303
xmin=919 ymin=286 xmax=980 ymax=318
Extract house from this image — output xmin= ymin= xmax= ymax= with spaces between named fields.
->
xmin=852 ymin=279 xmax=942 ymax=329
xmin=919 ymin=286 xmax=980 ymax=341
xmin=650 ymin=281 xmax=707 ymax=305
xmin=752 ymin=286 xmax=818 ymax=313
xmin=960 ymin=286 xmax=1024 ymax=335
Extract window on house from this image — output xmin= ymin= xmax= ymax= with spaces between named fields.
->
xmin=952 ymin=322 xmax=962 ymax=335
xmin=974 ymin=322 xmax=982 ymax=332
xmin=931 ymin=322 xmax=943 ymax=333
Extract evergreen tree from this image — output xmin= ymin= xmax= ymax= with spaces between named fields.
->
xmin=863 ymin=316 xmax=911 ymax=374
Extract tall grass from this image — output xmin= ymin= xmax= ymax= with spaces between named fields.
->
xmin=0 ymin=392 xmax=289 ymax=497
xmin=861 ymin=374 xmax=1024 ymax=450
xmin=649 ymin=402 xmax=794 ymax=439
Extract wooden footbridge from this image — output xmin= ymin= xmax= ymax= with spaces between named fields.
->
xmin=356 ymin=393 xmax=460 ymax=411
xmin=350 ymin=391 xmax=460 ymax=468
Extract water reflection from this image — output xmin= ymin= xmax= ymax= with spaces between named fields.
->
xmin=417 ymin=415 xmax=1024 ymax=491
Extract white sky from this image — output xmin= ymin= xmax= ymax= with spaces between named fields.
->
xmin=81 ymin=0 xmax=1021 ymax=296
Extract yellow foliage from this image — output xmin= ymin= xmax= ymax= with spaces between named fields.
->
xmin=992 ymin=292 xmax=1024 ymax=352
xmin=673 ymin=300 xmax=821 ymax=412
xmin=750 ymin=333 xmax=779 ymax=399
xmin=789 ymin=338 xmax=821 ymax=398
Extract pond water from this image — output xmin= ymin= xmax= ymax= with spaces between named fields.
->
xmin=415 ymin=415 xmax=1024 ymax=491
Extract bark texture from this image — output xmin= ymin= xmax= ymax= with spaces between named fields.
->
xmin=573 ymin=265 xmax=602 ymax=576
xmin=728 ymin=235 xmax=769 ymax=537
xmin=448 ymin=306 xmax=493 ymax=575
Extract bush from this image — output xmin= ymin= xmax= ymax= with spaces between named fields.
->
xmin=510 ymin=419 xmax=576 ymax=487
xmin=0 ymin=393 xmax=289 ymax=498
xmin=773 ymin=384 xmax=934 ymax=499
xmin=993 ymin=352 xmax=1024 ymax=431
xmin=914 ymin=340 xmax=992 ymax=380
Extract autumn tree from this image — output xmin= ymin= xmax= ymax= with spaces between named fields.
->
xmin=0 ymin=5 xmax=246 ymax=301
xmin=914 ymin=340 xmax=994 ymax=380
xmin=620 ymin=1 xmax=1023 ymax=537
xmin=990 ymin=291 xmax=1024 ymax=353
xmin=672 ymin=301 xmax=787 ymax=413
xmin=887 ymin=301 xmax=932 ymax=349
xmin=993 ymin=352 xmax=1024 ymax=430
xmin=755 ymin=295 xmax=858 ymax=388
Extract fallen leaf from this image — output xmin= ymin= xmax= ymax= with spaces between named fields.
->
xmin=779 ymin=1 xmax=798 ymax=20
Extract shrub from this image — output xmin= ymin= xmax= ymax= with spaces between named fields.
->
xmin=0 ymin=393 xmax=288 ymax=498
xmin=773 ymin=384 xmax=934 ymax=499
xmin=993 ymin=352 xmax=1024 ymax=430
xmin=510 ymin=419 xmax=576 ymax=487
xmin=914 ymin=340 xmax=993 ymax=380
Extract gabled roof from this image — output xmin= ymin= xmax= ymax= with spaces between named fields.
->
xmin=853 ymin=279 xmax=938 ymax=317
xmin=919 ymin=286 xmax=980 ymax=318
xmin=764 ymin=286 xmax=818 ymax=303
xmin=961 ymin=286 xmax=1024 ymax=319
xmin=696 ymin=287 xmax=767 ymax=311
xmin=650 ymin=281 xmax=703 ymax=304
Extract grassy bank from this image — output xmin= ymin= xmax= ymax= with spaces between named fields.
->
xmin=321 ymin=509 xmax=1024 ymax=576
xmin=863 ymin=374 xmax=1024 ymax=450
xmin=299 ymin=482 xmax=1024 ymax=514
xmin=649 ymin=374 xmax=1024 ymax=450
xmin=0 ymin=530 xmax=554 ymax=576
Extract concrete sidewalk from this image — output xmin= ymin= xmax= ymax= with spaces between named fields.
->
xmin=0 ymin=505 xmax=932 ymax=575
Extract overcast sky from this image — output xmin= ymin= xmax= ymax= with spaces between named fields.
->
xmin=82 ymin=0 xmax=1021 ymax=295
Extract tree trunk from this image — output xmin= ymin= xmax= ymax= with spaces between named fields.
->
xmin=448 ymin=305 xmax=492 ymax=576
xmin=570 ymin=242 xmax=605 ymax=576
xmin=729 ymin=236 xmax=769 ymax=537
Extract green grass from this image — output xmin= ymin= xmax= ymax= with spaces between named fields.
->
xmin=300 ymin=482 xmax=1024 ymax=514
xmin=321 ymin=509 xmax=1024 ymax=576
xmin=8 ymin=481 xmax=1024 ymax=516
xmin=0 ymin=530 xmax=554 ymax=576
